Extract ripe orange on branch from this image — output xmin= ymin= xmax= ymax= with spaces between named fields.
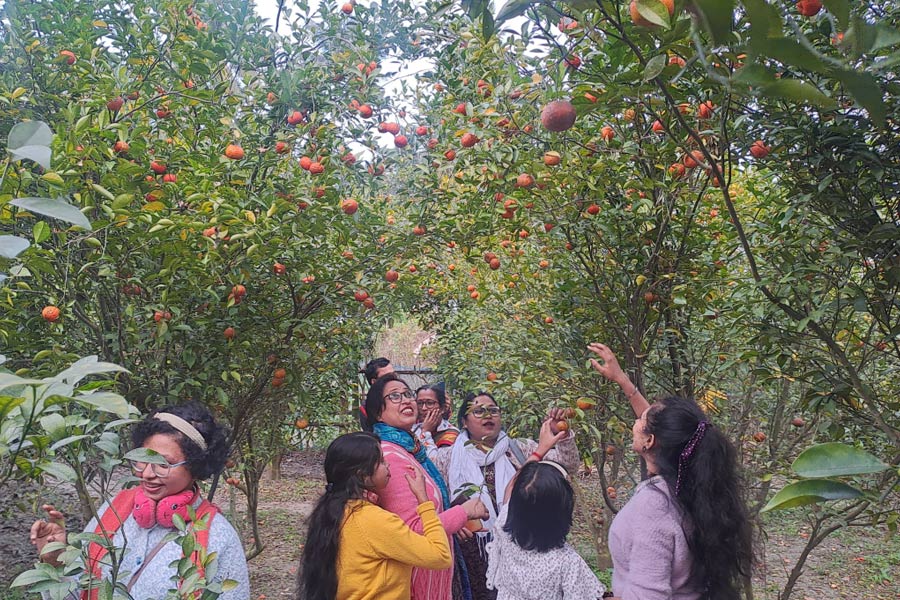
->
xmin=749 ymin=140 xmax=770 ymax=159
xmin=42 ymin=305 xmax=61 ymax=322
xmin=224 ymin=144 xmax=244 ymax=160
xmin=541 ymin=100 xmax=577 ymax=132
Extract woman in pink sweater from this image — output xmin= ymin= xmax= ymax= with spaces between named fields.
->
xmin=366 ymin=374 xmax=488 ymax=600
xmin=588 ymin=343 xmax=753 ymax=600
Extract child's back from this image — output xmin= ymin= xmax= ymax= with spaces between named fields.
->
xmin=485 ymin=504 xmax=605 ymax=600
xmin=484 ymin=461 xmax=605 ymax=600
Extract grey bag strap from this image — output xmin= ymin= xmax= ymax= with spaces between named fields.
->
xmin=508 ymin=438 xmax=528 ymax=467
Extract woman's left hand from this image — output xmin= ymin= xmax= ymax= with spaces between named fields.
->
xmin=420 ymin=407 xmax=442 ymax=434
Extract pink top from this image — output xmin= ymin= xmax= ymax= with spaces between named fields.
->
xmin=608 ymin=476 xmax=701 ymax=600
xmin=376 ymin=441 xmax=468 ymax=600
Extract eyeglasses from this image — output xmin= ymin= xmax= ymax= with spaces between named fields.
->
xmin=128 ymin=459 xmax=189 ymax=478
xmin=416 ymin=399 xmax=440 ymax=408
xmin=383 ymin=390 xmax=415 ymax=404
xmin=469 ymin=406 xmax=501 ymax=418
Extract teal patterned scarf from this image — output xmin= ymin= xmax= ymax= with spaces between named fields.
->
xmin=373 ymin=422 xmax=451 ymax=509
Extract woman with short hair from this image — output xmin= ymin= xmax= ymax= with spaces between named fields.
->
xmin=430 ymin=391 xmax=578 ymax=600
xmin=29 ymin=402 xmax=250 ymax=600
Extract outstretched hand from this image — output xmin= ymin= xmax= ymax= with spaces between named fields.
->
xmin=30 ymin=504 xmax=66 ymax=566
xmin=587 ymin=343 xmax=626 ymax=385
xmin=537 ymin=417 xmax=568 ymax=456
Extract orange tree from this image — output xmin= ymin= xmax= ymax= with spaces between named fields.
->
xmin=395 ymin=0 xmax=899 ymax=594
xmin=0 ymin=0 xmax=461 ymax=556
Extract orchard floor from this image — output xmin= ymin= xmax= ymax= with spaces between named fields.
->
xmin=235 ymin=451 xmax=899 ymax=600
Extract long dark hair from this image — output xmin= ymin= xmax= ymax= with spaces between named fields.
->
xmin=644 ymin=397 xmax=753 ymax=599
xmin=503 ymin=461 xmax=573 ymax=552
xmin=297 ymin=432 xmax=381 ymax=600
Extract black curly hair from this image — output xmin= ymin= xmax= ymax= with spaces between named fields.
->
xmin=131 ymin=401 xmax=231 ymax=480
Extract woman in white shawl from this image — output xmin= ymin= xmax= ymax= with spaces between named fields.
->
xmin=430 ymin=391 xmax=579 ymax=600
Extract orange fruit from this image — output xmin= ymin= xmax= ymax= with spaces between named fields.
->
xmin=224 ymin=144 xmax=244 ymax=160
xmin=540 ymin=100 xmax=577 ymax=132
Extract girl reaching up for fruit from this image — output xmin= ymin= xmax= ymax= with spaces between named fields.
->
xmin=484 ymin=461 xmax=606 ymax=599
xmin=298 ymin=432 xmax=453 ymax=600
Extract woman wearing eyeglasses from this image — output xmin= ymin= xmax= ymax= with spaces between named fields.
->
xmin=429 ymin=391 xmax=579 ymax=600
xmin=29 ymin=402 xmax=250 ymax=600
xmin=365 ymin=374 xmax=488 ymax=600
xmin=414 ymin=384 xmax=460 ymax=449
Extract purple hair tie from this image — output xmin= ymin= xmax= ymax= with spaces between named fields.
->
xmin=675 ymin=420 xmax=710 ymax=496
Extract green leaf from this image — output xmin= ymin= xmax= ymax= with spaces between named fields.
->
xmin=33 ymin=221 xmax=51 ymax=244
xmin=123 ymin=447 xmax=168 ymax=464
xmin=39 ymin=413 xmax=67 ymax=438
xmin=0 ymin=372 xmax=43 ymax=391
xmin=0 ymin=235 xmax=30 ymax=258
xmin=50 ymin=434 xmax=92 ymax=451
xmin=763 ymin=38 xmax=829 ymax=74
xmin=792 ymin=442 xmax=889 ymax=478
xmin=39 ymin=461 xmax=77 ymax=482
xmin=643 ymin=54 xmax=667 ymax=81
xmin=7 ymin=121 xmax=53 ymax=169
xmin=822 ymin=0 xmax=849 ymax=31
xmin=761 ymin=479 xmax=863 ymax=512
xmin=833 ymin=69 xmax=886 ymax=126
xmin=743 ymin=0 xmax=782 ymax=42
xmin=10 ymin=565 xmax=56 ymax=588
xmin=53 ymin=356 xmax=129 ymax=387
xmin=689 ymin=0 xmax=733 ymax=44
xmin=481 ymin=7 xmax=495 ymax=40
xmin=731 ymin=63 xmax=777 ymax=86
xmin=75 ymin=391 xmax=134 ymax=419
xmin=870 ymin=24 xmax=900 ymax=52
xmin=760 ymin=79 xmax=837 ymax=109
xmin=495 ymin=0 xmax=537 ymax=24
xmin=9 ymin=197 xmax=92 ymax=231
xmin=636 ymin=0 xmax=671 ymax=29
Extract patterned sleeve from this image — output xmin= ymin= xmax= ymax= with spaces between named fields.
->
xmin=561 ymin=549 xmax=606 ymax=600
xmin=514 ymin=432 xmax=579 ymax=473
xmin=209 ymin=514 xmax=251 ymax=600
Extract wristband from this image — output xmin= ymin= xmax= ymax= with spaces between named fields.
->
xmin=624 ymin=385 xmax=639 ymax=400
xmin=530 ymin=451 xmax=544 ymax=461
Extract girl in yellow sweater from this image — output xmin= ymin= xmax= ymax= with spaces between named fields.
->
xmin=298 ymin=432 xmax=452 ymax=600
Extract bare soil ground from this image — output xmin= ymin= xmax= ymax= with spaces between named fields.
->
xmin=4 ymin=450 xmax=898 ymax=599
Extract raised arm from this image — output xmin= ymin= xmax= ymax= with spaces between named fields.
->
xmin=587 ymin=343 xmax=650 ymax=419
